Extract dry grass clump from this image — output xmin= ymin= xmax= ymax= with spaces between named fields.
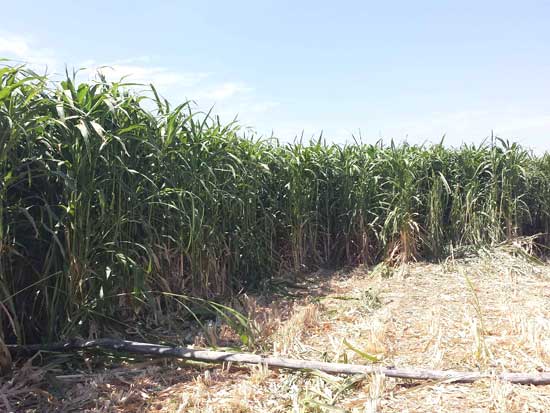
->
xmin=234 ymin=294 xmax=291 ymax=349
xmin=0 ymin=356 xmax=47 ymax=412
xmin=272 ymin=304 xmax=321 ymax=356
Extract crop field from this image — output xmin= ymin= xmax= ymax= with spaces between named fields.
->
xmin=1 ymin=64 xmax=549 ymax=412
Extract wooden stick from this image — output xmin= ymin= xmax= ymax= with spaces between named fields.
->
xmin=8 ymin=338 xmax=550 ymax=385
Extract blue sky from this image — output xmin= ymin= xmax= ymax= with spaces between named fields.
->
xmin=1 ymin=1 xmax=549 ymax=151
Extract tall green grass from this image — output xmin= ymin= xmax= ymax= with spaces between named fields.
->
xmin=1 ymin=64 xmax=549 ymax=344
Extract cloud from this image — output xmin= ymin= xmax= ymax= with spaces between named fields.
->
xmin=0 ymin=32 xmax=281 ymax=125
xmin=82 ymin=63 xmax=209 ymax=91
xmin=333 ymin=110 xmax=550 ymax=152
xmin=399 ymin=110 xmax=550 ymax=145
xmin=0 ymin=35 xmax=30 ymax=57
xmin=246 ymin=100 xmax=280 ymax=114
xmin=0 ymin=33 xmax=58 ymax=72
xmin=79 ymin=62 xmax=262 ymax=115
xmin=201 ymin=82 xmax=252 ymax=101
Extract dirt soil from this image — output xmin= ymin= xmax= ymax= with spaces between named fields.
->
xmin=6 ymin=248 xmax=550 ymax=412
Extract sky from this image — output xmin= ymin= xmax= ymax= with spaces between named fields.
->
xmin=1 ymin=0 xmax=549 ymax=152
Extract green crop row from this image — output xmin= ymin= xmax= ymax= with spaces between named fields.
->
xmin=1 ymin=64 xmax=548 ymax=343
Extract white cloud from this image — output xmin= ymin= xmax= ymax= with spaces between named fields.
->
xmin=0 ymin=33 xmax=58 ymax=72
xmin=250 ymin=108 xmax=550 ymax=152
xmin=246 ymin=100 xmax=280 ymax=114
xmin=79 ymin=63 xmax=266 ymax=118
xmin=81 ymin=63 xmax=209 ymax=90
xmin=0 ymin=32 xmax=281 ymax=135
xmin=260 ymin=122 xmax=323 ymax=142
xmin=0 ymin=31 xmax=285 ymax=126
xmin=396 ymin=110 xmax=550 ymax=149
xmin=324 ymin=110 xmax=550 ymax=152
xmin=0 ymin=35 xmax=30 ymax=57
xmin=201 ymin=82 xmax=252 ymax=101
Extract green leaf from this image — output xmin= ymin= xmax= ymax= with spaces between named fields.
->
xmin=342 ymin=339 xmax=379 ymax=362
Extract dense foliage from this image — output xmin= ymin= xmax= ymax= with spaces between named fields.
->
xmin=1 ymin=65 xmax=549 ymax=343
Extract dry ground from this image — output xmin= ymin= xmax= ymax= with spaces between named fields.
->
xmin=6 ymin=247 xmax=550 ymax=412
